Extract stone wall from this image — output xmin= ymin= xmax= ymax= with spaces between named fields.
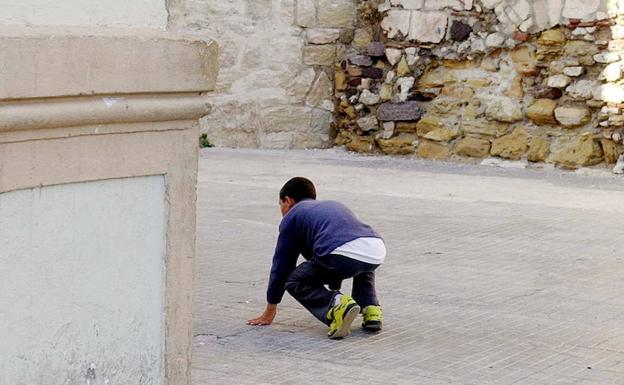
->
xmin=334 ymin=0 xmax=624 ymax=171
xmin=168 ymin=0 xmax=357 ymax=149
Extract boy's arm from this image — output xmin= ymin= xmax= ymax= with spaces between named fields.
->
xmin=247 ymin=221 xmax=299 ymax=326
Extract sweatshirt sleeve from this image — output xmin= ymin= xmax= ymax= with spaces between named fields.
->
xmin=266 ymin=216 xmax=300 ymax=304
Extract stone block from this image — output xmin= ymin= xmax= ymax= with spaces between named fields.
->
xmin=449 ymin=20 xmax=472 ymax=41
xmin=353 ymin=28 xmax=373 ymax=48
xmin=455 ymin=137 xmax=491 ymax=158
xmin=485 ymin=32 xmax=506 ymax=48
xmin=554 ymin=106 xmax=591 ymax=127
xmin=594 ymin=83 xmax=624 ymax=103
xmin=566 ymin=79 xmax=598 ymax=100
xmin=510 ymin=45 xmax=537 ymax=75
xmin=317 ymin=0 xmax=355 ymax=27
xmin=460 ymin=120 xmax=507 ymax=137
xmin=305 ymin=28 xmax=341 ymax=44
xmin=562 ymin=0 xmax=601 ymax=19
xmin=423 ymin=127 xmax=459 ymax=142
xmin=385 ymin=48 xmax=403 ymax=66
xmin=417 ymin=68 xmax=456 ymax=89
xmin=359 ymin=89 xmax=381 ymax=105
xmin=303 ymin=45 xmax=336 ymax=66
xmin=547 ymin=0 xmax=564 ymax=29
xmin=377 ymin=133 xmax=417 ymax=154
xmin=538 ymin=28 xmax=566 ymax=46
xmin=594 ymin=52 xmax=621 ymax=64
xmin=563 ymin=66 xmax=584 ymax=77
xmin=335 ymin=69 xmax=347 ymax=91
xmin=602 ymin=62 xmax=623 ymax=82
xmin=600 ymin=139 xmax=621 ymax=164
xmin=357 ymin=115 xmax=380 ymax=131
xmin=306 ymin=72 xmax=334 ymax=111
xmin=416 ymin=115 xmax=444 ymax=136
xmin=527 ymin=99 xmax=557 ymax=125
xmin=409 ymin=11 xmax=448 ymax=43
xmin=346 ymin=135 xmax=376 ymax=152
xmin=287 ymin=67 xmax=317 ymax=102
xmin=528 ymin=137 xmax=550 ymax=162
xmin=547 ymin=74 xmax=572 ymax=88
xmin=485 ymin=97 xmax=523 ymax=123
xmin=381 ymin=10 xmax=411 ymax=39
xmin=377 ymin=101 xmax=425 ymax=121
xmin=297 ymin=0 xmax=317 ymax=27
xmin=418 ymin=140 xmax=450 ymax=159
xmin=508 ymin=0 xmax=531 ymax=25
xmin=365 ymin=42 xmax=386 ymax=57
xmin=490 ymin=127 xmax=529 ymax=160
xmin=553 ymin=135 xmax=603 ymax=169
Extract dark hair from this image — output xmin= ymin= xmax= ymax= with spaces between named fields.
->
xmin=279 ymin=177 xmax=316 ymax=203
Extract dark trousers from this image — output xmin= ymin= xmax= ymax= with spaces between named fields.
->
xmin=284 ymin=254 xmax=380 ymax=325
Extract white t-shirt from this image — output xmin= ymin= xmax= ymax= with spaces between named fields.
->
xmin=331 ymin=237 xmax=386 ymax=265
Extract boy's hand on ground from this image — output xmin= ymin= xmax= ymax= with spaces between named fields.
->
xmin=247 ymin=304 xmax=277 ymax=326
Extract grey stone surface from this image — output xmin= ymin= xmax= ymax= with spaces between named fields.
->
xmin=377 ymin=101 xmax=425 ymax=121
xmin=193 ymin=148 xmax=624 ymax=385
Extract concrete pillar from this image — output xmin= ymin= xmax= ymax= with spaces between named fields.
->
xmin=0 ymin=26 xmax=218 ymax=385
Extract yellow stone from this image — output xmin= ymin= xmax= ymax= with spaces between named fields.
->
xmin=441 ymin=84 xmax=474 ymax=99
xmin=423 ymin=127 xmax=459 ymax=142
xmin=344 ymin=105 xmax=357 ymax=119
xmin=600 ymin=139 xmax=621 ymax=164
xmin=553 ymin=135 xmax=603 ymax=169
xmin=395 ymin=121 xmax=419 ymax=133
xmin=490 ymin=127 xmax=529 ymax=160
xmin=396 ymin=56 xmax=411 ymax=77
xmin=335 ymin=70 xmax=347 ymax=91
xmin=346 ymin=135 xmax=376 ymax=153
xmin=418 ymin=68 xmax=456 ymax=89
xmin=527 ymin=99 xmax=557 ymax=125
xmin=415 ymin=115 xmax=445 ymax=137
xmin=376 ymin=133 xmax=416 ymax=155
xmin=454 ymin=137 xmax=491 ymax=158
xmin=442 ymin=60 xmax=478 ymax=69
xmin=460 ymin=120 xmax=508 ymax=137
xmin=431 ymin=98 xmax=464 ymax=115
xmin=353 ymin=28 xmax=373 ymax=49
xmin=510 ymin=45 xmax=537 ymax=76
xmin=538 ymin=28 xmax=566 ymax=46
xmin=379 ymin=83 xmax=394 ymax=101
xmin=418 ymin=140 xmax=450 ymax=160
xmin=527 ymin=137 xmax=550 ymax=162
xmin=466 ymin=79 xmax=492 ymax=88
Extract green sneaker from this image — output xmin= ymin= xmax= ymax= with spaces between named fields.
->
xmin=361 ymin=305 xmax=383 ymax=331
xmin=326 ymin=295 xmax=360 ymax=339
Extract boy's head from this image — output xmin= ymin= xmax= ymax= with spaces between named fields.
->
xmin=279 ymin=177 xmax=316 ymax=216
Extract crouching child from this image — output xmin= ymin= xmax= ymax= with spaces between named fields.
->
xmin=247 ymin=177 xmax=386 ymax=339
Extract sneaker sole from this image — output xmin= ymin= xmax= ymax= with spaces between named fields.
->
xmin=362 ymin=321 xmax=382 ymax=332
xmin=329 ymin=303 xmax=360 ymax=339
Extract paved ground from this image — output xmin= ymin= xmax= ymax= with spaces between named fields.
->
xmin=192 ymin=148 xmax=624 ymax=385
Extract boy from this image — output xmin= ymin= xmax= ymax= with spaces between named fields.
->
xmin=247 ymin=177 xmax=386 ymax=339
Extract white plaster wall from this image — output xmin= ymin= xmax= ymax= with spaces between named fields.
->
xmin=0 ymin=0 xmax=168 ymax=28
xmin=0 ymin=176 xmax=167 ymax=385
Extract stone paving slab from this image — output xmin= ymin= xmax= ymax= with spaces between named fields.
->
xmin=192 ymin=148 xmax=624 ymax=385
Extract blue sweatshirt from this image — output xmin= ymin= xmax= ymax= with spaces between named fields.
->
xmin=266 ymin=199 xmax=382 ymax=304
